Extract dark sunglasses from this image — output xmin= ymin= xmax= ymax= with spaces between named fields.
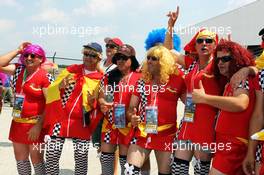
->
xmin=216 ymin=56 xmax=232 ymax=63
xmin=147 ymin=56 xmax=159 ymax=61
xmin=116 ymin=55 xmax=129 ymax=61
xmin=106 ymin=44 xmax=117 ymax=49
xmin=196 ymin=38 xmax=214 ymax=44
xmin=23 ymin=53 xmax=38 ymax=59
xmin=83 ymin=52 xmax=98 ymax=58
xmin=262 ymin=35 xmax=264 ymax=42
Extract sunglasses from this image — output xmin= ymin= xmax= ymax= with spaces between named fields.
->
xmin=196 ymin=38 xmax=214 ymax=44
xmin=106 ymin=44 xmax=117 ymax=49
xmin=116 ymin=55 xmax=129 ymax=61
xmin=216 ymin=56 xmax=232 ymax=63
xmin=262 ymin=35 xmax=264 ymax=42
xmin=147 ymin=56 xmax=159 ymax=61
xmin=83 ymin=52 xmax=98 ymax=58
xmin=23 ymin=53 xmax=39 ymax=59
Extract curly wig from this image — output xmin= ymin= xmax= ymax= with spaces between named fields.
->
xmin=212 ymin=39 xmax=255 ymax=79
xmin=141 ymin=45 xmax=178 ymax=84
xmin=144 ymin=28 xmax=181 ymax=51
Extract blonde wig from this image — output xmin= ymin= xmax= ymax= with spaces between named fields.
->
xmin=142 ymin=45 xmax=178 ymax=84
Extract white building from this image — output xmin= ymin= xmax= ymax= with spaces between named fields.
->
xmin=178 ymin=0 xmax=264 ymax=49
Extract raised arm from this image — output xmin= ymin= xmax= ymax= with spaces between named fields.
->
xmin=164 ymin=6 xmax=186 ymax=68
xmin=0 ymin=42 xmax=30 ymax=75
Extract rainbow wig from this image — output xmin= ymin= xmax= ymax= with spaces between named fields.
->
xmin=144 ymin=28 xmax=181 ymax=51
xmin=19 ymin=44 xmax=46 ymax=65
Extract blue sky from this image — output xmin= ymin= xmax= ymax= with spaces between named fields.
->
xmin=0 ymin=0 xmax=257 ymax=64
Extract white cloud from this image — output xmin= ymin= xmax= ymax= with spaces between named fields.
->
xmin=227 ymin=0 xmax=257 ymax=10
xmin=0 ymin=0 xmax=18 ymax=6
xmin=0 ymin=19 xmax=15 ymax=31
xmin=31 ymin=8 xmax=68 ymax=23
xmin=73 ymin=0 xmax=117 ymax=16
xmin=0 ymin=0 xmax=23 ymax=10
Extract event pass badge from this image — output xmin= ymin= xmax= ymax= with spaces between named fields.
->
xmin=145 ymin=106 xmax=158 ymax=134
xmin=114 ymin=104 xmax=126 ymax=128
xmin=183 ymin=93 xmax=195 ymax=122
xmin=12 ymin=94 xmax=25 ymax=118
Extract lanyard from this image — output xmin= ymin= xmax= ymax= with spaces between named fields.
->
xmin=119 ymin=72 xmax=133 ymax=104
xmin=190 ymin=63 xmax=200 ymax=93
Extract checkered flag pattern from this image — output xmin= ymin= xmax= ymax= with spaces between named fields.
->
xmin=237 ymin=79 xmax=249 ymax=90
xmin=186 ymin=61 xmax=197 ymax=74
xmin=130 ymin=137 xmax=138 ymax=145
xmin=52 ymin=123 xmax=61 ymax=137
xmin=256 ymin=143 xmax=262 ymax=163
xmin=259 ymin=69 xmax=264 ymax=92
xmin=11 ymin=65 xmax=24 ymax=93
xmin=16 ymin=160 xmax=31 ymax=175
xmin=46 ymin=73 xmax=54 ymax=83
xmin=107 ymin=88 xmax=114 ymax=124
xmin=61 ymin=81 xmax=76 ymax=108
xmin=138 ymin=79 xmax=147 ymax=122
xmin=103 ymin=131 xmax=111 ymax=143
xmin=178 ymin=65 xmax=187 ymax=75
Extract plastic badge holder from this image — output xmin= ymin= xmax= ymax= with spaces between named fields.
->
xmin=114 ymin=104 xmax=126 ymax=128
xmin=183 ymin=93 xmax=195 ymax=122
xmin=145 ymin=106 xmax=158 ymax=134
xmin=12 ymin=94 xmax=25 ymax=118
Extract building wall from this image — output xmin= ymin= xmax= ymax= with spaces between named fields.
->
xmin=177 ymin=0 xmax=264 ymax=48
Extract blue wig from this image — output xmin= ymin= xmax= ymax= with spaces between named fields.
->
xmin=144 ymin=28 xmax=181 ymax=51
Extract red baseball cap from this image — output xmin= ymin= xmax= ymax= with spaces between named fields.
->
xmin=104 ymin=37 xmax=123 ymax=46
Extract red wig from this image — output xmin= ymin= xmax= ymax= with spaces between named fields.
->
xmin=212 ymin=39 xmax=255 ymax=79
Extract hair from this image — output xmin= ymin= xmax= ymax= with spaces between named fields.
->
xmin=19 ymin=44 xmax=46 ymax=65
xmin=108 ymin=55 xmax=140 ymax=86
xmin=141 ymin=45 xmax=178 ymax=84
xmin=144 ymin=28 xmax=181 ymax=51
xmin=212 ymin=39 xmax=255 ymax=79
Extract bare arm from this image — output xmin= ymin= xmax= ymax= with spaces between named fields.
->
xmin=230 ymin=66 xmax=258 ymax=89
xmin=0 ymin=42 xmax=31 ymax=75
xmin=243 ymin=90 xmax=264 ymax=174
xmin=192 ymin=81 xmax=249 ymax=112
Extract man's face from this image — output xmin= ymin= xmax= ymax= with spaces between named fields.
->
xmin=105 ymin=41 xmax=118 ymax=58
xmin=146 ymin=55 xmax=160 ymax=75
xmin=23 ymin=53 xmax=42 ymax=69
xmin=217 ymin=50 xmax=232 ymax=77
xmin=82 ymin=48 xmax=100 ymax=68
xmin=195 ymin=37 xmax=216 ymax=57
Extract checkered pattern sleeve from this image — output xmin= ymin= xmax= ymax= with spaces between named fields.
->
xmin=237 ymin=79 xmax=249 ymax=91
xmin=258 ymin=69 xmax=264 ymax=92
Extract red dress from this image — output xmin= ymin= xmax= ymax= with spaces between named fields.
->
xmin=212 ymin=79 xmax=255 ymax=175
xmin=101 ymin=72 xmax=141 ymax=145
xmin=131 ymin=71 xmax=186 ymax=152
xmin=177 ymin=59 xmax=222 ymax=145
xmin=9 ymin=64 xmax=52 ymax=144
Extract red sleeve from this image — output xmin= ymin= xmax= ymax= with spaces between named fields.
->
xmin=184 ymin=55 xmax=195 ymax=69
xmin=253 ymin=73 xmax=261 ymax=91
xmin=40 ymin=70 xmax=53 ymax=88
xmin=132 ymin=80 xmax=140 ymax=97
